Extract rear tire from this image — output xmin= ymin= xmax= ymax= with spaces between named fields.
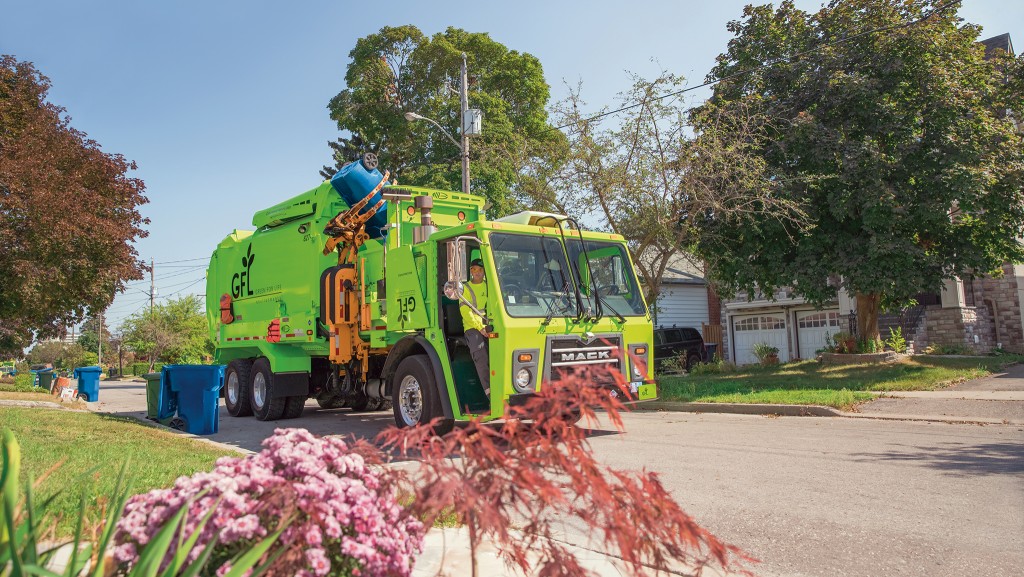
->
xmin=686 ymin=353 xmax=702 ymax=372
xmin=392 ymin=355 xmax=454 ymax=435
xmin=250 ymin=358 xmax=286 ymax=421
xmin=225 ymin=359 xmax=254 ymax=417
xmin=282 ymin=396 xmax=306 ymax=419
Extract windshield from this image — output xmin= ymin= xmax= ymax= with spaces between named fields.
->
xmin=490 ymin=233 xmax=579 ymax=318
xmin=565 ymin=239 xmax=648 ymax=317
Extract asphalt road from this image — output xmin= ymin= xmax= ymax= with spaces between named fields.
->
xmin=94 ymin=379 xmax=1024 ymax=577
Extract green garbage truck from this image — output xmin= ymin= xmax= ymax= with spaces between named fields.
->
xmin=206 ymin=154 xmax=656 ymax=433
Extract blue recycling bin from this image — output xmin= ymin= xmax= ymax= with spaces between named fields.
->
xmin=160 ymin=365 xmax=225 ymax=435
xmin=73 ymin=366 xmax=102 ymax=401
xmin=329 ymin=155 xmax=389 ymax=239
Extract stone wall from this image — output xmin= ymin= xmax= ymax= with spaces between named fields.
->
xmin=923 ymin=306 xmax=996 ymax=353
xmin=972 ymin=264 xmax=1024 ymax=353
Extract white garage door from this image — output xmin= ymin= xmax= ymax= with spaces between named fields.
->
xmin=796 ymin=310 xmax=842 ymax=360
xmin=656 ymin=284 xmax=709 ymax=330
xmin=732 ymin=314 xmax=790 ymax=365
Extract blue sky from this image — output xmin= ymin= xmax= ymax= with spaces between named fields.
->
xmin=2 ymin=0 xmax=1020 ymax=331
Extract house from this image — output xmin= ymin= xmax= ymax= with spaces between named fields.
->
xmin=653 ymin=252 xmax=710 ymax=330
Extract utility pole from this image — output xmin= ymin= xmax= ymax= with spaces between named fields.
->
xmin=149 ymin=258 xmax=155 ymax=316
xmin=97 ymin=309 xmax=102 ymax=368
xmin=460 ymin=52 xmax=470 ymax=195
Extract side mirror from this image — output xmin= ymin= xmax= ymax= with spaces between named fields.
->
xmin=444 ymin=281 xmax=462 ymax=300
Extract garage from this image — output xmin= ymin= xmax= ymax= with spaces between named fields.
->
xmin=795 ymin=309 xmax=842 ymax=360
xmin=731 ymin=313 xmax=790 ymax=365
xmin=656 ymin=283 xmax=709 ymax=330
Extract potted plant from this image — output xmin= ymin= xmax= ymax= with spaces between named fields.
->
xmin=752 ymin=342 xmax=780 ymax=366
xmin=831 ymin=332 xmax=857 ymax=354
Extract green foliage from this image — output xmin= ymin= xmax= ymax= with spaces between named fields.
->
xmin=0 ymin=56 xmax=148 ymax=357
xmin=1 ymin=428 xmax=286 ymax=577
xmin=324 ymin=25 xmax=562 ymax=217
xmin=688 ymin=358 xmax=739 ymax=376
xmin=857 ymin=338 xmax=882 ymax=354
xmin=128 ymin=362 xmax=163 ymax=376
xmin=752 ymin=342 xmax=780 ymax=364
xmin=885 ymin=327 xmax=908 ymax=353
xmin=27 ymin=341 xmax=90 ymax=369
xmin=119 ymin=295 xmax=211 ymax=369
xmin=692 ymin=0 xmax=1024 ymax=340
xmin=925 ymin=343 xmax=976 ymax=355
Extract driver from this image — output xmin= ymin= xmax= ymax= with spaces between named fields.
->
xmin=461 ymin=258 xmax=490 ymax=398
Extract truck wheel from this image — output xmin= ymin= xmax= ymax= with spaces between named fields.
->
xmin=225 ymin=359 xmax=254 ymax=417
xmin=282 ymin=396 xmax=306 ymax=419
xmin=250 ymin=358 xmax=286 ymax=421
xmin=392 ymin=355 xmax=454 ymax=435
xmin=348 ymin=393 xmax=373 ymax=412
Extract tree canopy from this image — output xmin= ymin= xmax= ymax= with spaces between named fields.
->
xmin=119 ymin=295 xmax=211 ymax=370
xmin=692 ymin=0 xmax=1024 ymax=339
xmin=323 ymin=25 xmax=563 ymax=216
xmin=0 ymin=56 xmax=149 ymax=355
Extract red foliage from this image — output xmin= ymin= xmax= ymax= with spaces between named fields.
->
xmin=0 ymin=56 xmax=148 ymax=355
xmin=376 ymin=365 xmax=755 ymax=577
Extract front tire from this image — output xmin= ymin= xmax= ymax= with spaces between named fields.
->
xmin=392 ymin=355 xmax=454 ymax=435
xmin=250 ymin=358 xmax=286 ymax=421
xmin=686 ymin=353 xmax=702 ymax=372
xmin=225 ymin=359 xmax=254 ymax=417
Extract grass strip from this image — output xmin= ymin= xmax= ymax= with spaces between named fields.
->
xmin=659 ymin=356 xmax=1023 ymax=410
xmin=0 ymin=407 xmax=236 ymax=537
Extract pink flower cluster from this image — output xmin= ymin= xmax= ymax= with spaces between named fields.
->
xmin=112 ymin=428 xmax=424 ymax=576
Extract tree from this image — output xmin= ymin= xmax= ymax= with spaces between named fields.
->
xmin=77 ymin=314 xmax=111 ymax=357
xmin=692 ymin=0 xmax=1024 ymax=341
xmin=26 ymin=340 xmax=88 ymax=369
xmin=120 ymin=295 xmax=211 ymax=370
xmin=535 ymin=72 xmax=803 ymax=304
xmin=323 ymin=25 xmax=563 ymax=216
xmin=0 ymin=56 xmax=149 ymax=356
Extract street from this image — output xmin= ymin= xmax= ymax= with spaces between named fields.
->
xmin=94 ymin=380 xmax=1024 ymax=576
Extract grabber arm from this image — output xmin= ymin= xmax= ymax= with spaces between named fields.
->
xmin=322 ymin=170 xmax=389 ymax=260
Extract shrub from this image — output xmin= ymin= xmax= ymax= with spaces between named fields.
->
xmin=830 ymin=332 xmax=857 ymax=354
xmin=378 ymin=367 xmax=751 ymax=577
xmin=660 ymin=353 xmax=688 ymax=374
xmin=884 ymin=327 xmax=907 ymax=354
xmin=689 ymin=358 xmax=739 ymax=376
xmin=925 ymin=343 xmax=976 ymax=355
xmin=113 ymin=428 xmax=424 ymax=577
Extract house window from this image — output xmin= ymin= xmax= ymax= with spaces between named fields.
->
xmin=762 ymin=316 xmax=785 ymax=330
xmin=798 ymin=312 xmax=841 ymax=328
xmin=735 ymin=317 xmax=760 ymax=331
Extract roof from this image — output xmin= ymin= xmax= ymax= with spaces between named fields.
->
xmin=660 ymin=252 xmax=706 ymax=285
xmin=981 ymin=34 xmax=1014 ymax=59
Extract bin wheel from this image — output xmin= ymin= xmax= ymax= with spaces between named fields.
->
xmin=225 ymin=359 xmax=254 ymax=417
xmin=250 ymin=358 xmax=286 ymax=421
xmin=168 ymin=417 xmax=186 ymax=431
xmin=392 ymin=355 xmax=453 ymax=435
xmin=282 ymin=396 xmax=306 ymax=419
xmin=77 ymin=392 xmax=89 ymax=402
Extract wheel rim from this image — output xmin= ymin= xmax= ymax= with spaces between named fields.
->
xmin=253 ymin=372 xmax=267 ymax=409
xmin=226 ymin=372 xmax=239 ymax=405
xmin=398 ymin=375 xmax=423 ymax=426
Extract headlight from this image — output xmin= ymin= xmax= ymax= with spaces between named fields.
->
xmin=632 ymin=363 xmax=642 ymax=379
xmin=515 ymin=368 xmax=531 ymax=389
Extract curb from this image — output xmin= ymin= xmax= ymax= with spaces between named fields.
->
xmin=635 ymin=401 xmax=1024 ymax=425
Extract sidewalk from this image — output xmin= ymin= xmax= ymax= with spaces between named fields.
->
xmin=641 ymin=363 xmax=1024 ymax=425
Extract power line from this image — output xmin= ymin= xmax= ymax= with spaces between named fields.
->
xmin=153 ymin=256 xmax=209 ymax=265
xmin=553 ymin=0 xmax=960 ymax=133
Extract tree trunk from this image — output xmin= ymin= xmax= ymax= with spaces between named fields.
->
xmin=855 ymin=292 xmax=881 ymax=343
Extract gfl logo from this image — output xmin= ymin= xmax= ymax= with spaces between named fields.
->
xmin=231 ymin=245 xmax=255 ymax=298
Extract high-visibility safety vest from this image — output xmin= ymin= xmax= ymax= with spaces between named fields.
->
xmin=460 ymin=280 xmax=488 ymax=332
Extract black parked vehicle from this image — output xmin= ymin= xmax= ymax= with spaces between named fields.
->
xmin=653 ymin=326 xmax=709 ymax=373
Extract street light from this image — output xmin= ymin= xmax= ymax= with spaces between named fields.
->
xmin=404 ymin=112 xmax=463 ymax=151
xmin=404 ymin=53 xmax=479 ymax=195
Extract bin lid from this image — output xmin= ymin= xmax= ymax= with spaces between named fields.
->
xmin=143 ymin=372 xmax=162 ymax=380
xmin=75 ymin=365 xmax=102 ymax=373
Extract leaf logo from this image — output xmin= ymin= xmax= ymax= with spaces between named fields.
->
xmin=242 ymin=245 xmax=255 ymax=268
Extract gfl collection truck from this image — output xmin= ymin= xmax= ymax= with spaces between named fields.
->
xmin=206 ymin=155 xmax=657 ymax=434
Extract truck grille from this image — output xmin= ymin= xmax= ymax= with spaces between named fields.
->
xmin=545 ymin=335 xmax=624 ymax=383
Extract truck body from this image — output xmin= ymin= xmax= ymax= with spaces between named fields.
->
xmin=206 ymin=156 xmax=656 ymax=431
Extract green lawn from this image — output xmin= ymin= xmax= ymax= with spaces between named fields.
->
xmin=657 ymin=355 xmax=1024 ymax=410
xmin=1 ymin=407 xmax=238 ymax=537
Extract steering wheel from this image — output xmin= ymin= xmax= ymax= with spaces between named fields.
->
xmin=503 ymin=283 xmax=524 ymax=301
